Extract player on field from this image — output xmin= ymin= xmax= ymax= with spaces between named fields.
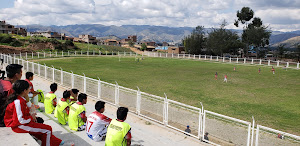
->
xmin=272 ymin=66 xmax=275 ymax=74
xmin=44 ymin=83 xmax=58 ymax=114
xmin=69 ymin=93 xmax=87 ymax=131
xmin=54 ymin=90 xmax=71 ymax=125
xmin=86 ymin=101 xmax=112 ymax=141
xmin=4 ymin=80 xmax=63 ymax=146
xmin=258 ymin=68 xmax=261 ymax=74
xmin=224 ymin=74 xmax=228 ymax=83
xmin=215 ymin=72 xmax=218 ymax=80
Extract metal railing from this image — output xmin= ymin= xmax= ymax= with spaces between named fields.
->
xmin=1 ymin=53 xmax=300 ymax=146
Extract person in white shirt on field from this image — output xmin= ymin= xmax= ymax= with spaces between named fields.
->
xmin=86 ymin=101 xmax=112 ymax=142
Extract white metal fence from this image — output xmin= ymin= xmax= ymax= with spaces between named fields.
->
xmin=1 ymin=53 xmax=300 ymax=146
xmin=145 ymin=52 xmax=300 ymax=70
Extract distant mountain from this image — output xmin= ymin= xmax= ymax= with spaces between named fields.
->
xmin=271 ymin=36 xmax=300 ymax=48
xmin=22 ymin=24 xmax=300 ymax=45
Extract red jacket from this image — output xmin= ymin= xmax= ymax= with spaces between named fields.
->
xmin=4 ymin=96 xmax=33 ymax=128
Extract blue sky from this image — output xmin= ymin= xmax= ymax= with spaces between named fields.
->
xmin=0 ymin=0 xmax=299 ymax=32
xmin=0 ymin=0 xmax=14 ymax=9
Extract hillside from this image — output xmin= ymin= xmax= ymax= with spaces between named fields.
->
xmin=271 ymin=36 xmax=300 ymax=48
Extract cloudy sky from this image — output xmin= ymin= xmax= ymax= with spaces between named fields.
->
xmin=0 ymin=0 xmax=299 ymax=32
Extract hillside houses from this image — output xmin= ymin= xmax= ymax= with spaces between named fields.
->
xmin=0 ymin=20 xmax=27 ymax=36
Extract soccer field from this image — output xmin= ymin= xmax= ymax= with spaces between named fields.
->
xmin=36 ymin=56 xmax=300 ymax=135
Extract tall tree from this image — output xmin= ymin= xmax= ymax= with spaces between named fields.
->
xmin=277 ymin=44 xmax=287 ymax=59
xmin=206 ymin=21 xmax=242 ymax=56
xmin=182 ymin=26 xmax=206 ymax=54
xmin=234 ymin=7 xmax=271 ymax=58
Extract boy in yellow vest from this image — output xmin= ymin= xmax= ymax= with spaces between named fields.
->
xmin=54 ymin=90 xmax=71 ymax=125
xmin=68 ymin=89 xmax=79 ymax=105
xmin=105 ymin=107 xmax=131 ymax=146
xmin=68 ymin=93 xmax=87 ymax=131
xmin=44 ymin=83 xmax=58 ymax=114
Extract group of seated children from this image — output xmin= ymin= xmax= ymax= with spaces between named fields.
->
xmin=1 ymin=64 xmax=132 ymax=146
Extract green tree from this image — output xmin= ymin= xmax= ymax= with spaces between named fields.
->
xmin=234 ymin=7 xmax=271 ymax=57
xmin=128 ymin=40 xmax=134 ymax=47
xmin=277 ymin=44 xmax=287 ymax=59
xmin=182 ymin=26 xmax=206 ymax=54
xmin=141 ymin=43 xmax=147 ymax=51
xmin=206 ymin=21 xmax=242 ymax=56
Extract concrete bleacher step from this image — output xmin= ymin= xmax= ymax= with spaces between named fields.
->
xmin=0 ymin=127 xmax=39 ymax=146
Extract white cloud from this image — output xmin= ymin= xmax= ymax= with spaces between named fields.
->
xmin=0 ymin=0 xmax=299 ymax=31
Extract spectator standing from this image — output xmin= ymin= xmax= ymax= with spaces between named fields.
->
xmin=69 ymin=93 xmax=87 ymax=131
xmin=54 ymin=90 xmax=71 ymax=125
xmin=105 ymin=107 xmax=131 ymax=146
xmin=4 ymin=80 xmax=63 ymax=146
xmin=44 ymin=83 xmax=58 ymax=114
xmin=86 ymin=101 xmax=112 ymax=142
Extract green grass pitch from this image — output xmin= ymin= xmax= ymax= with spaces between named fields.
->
xmin=36 ymin=56 xmax=300 ymax=135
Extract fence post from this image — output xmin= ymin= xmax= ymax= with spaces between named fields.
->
xmin=32 ymin=62 xmax=34 ymax=73
xmin=255 ymin=126 xmax=260 ymax=146
xmin=136 ymin=86 xmax=141 ymax=115
xmin=277 ymin=60 xmax=279 ymax=67
xmin=44 ymin=64 xmax=47 ymax=79
xmin=130 ymin=52 xmax=132 ymax=56
xmin=50 ymin=51 xmax=52 ymax=57
xmin=210 ymin=55 xmax=212 ymax=60
xmin=60 ymin=68 xmax=63 ymax=85
xmin=38 ymin=63 xmax=40 ymax=76
xmin=26 ymin=61 xmax=29 ymax=71
xmin=25 ymin=52 xmax=27 ymax=60
xmin=44 ymin=52 xmax=45 ymax=58
xmin=268 ymin=59 xmax=270 ymax=66
xmin=56 ymin=51 xmax=57 ymax=57
xmin=223 ymin=57 xmax=225 ymax=62
xmin=81 ymin=50 xmax=82 ymax=56
xmin=244 ymin=58 xmax=246 ymax=64
xmin=37 ymin=52 xmax=39 ymax=58
xmin=71 ymin=71 xmax=74 ymax=88
xmin=259 ymin=59 xmax=261 ymax=65
xmin=178 ymin=54 xmax=179 ymax=58
xmin=160 ymin=53 xmax=161 ymax=57
xmin=204 ymin=55 xmax=206 ymax=60
xmin=172 ymin=53 xmax=173 ymax=58
xmin=115 ymin=81 xmax=119 ymax=107
xmin=51 ymin=66 xmax=54 ymax=82
xmin=216 ymin=56 xmax=218 ymax=61
xmin=93 ymin=50 xmax=95 ymax=56
xmin=230 ymin=57 xmax=232 ymax=63
xmin=163 ymin=93 xmax=168 ymax=126
xmin=251 ymin=58 xmax=254 ymax=64
xmin=100 ymin=51 xmax=101 ymax=56
xmin=199 ymin=55 xmax=201 ymax=60
xmin=237 ymin=58 xmax=239 ymax=63
xmin=83 ymin=73 xmax=87 ymax=93
xmin=251 ymin=116 xmax=255 ymax=146
xmin=98 ymin=77 xmax=101 ymax=99
xmin=68 ymin=51 xmax=70 ymax=56
xmin=18 ymin=58 xmax=20 ymax=64
xmin=13 ymin=53 xmax=16 ymax=63
xmin=166 ymin=53 xmax=167 ymax=58
xmin=297 ymin=62 xmax=299 ymax=69
xmin=62 ymin=51 xmax=63 ymax=57
xmin=286 ymin=62 xmax=289 ymax=68
xmin=106 ymin=51 xmax=107 ymax=56
xmin=188 ymin=54 xmax=190 ymax=58
xmin=193 ymin=54 xmax=195 ymax=59
xmin=32 ymin=52 xmax=33 ymax=58
xmin=20 ymin=52 xmax=22 ymax=58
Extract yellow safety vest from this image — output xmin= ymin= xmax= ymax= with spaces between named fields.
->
xmin=68 ymin=103 xmax=86 ymax=131
xmin=54 ymin=99 xmax=69 ymax=125
xmin=44 ymin=93 xmax=56 ymax=114
xmin=67 ymin=96 xmax=76 ymax=105
xmin=105 ymin=119 xmax=131 ymax=146
xmin=37 ymin=89 xmax=44 ymax=103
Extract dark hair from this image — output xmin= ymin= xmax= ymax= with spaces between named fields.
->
xmin=71 ymin=89 xmax=79 ymax=94
xmin=25 ymin=72 xmax=34 ymax=79
xmin=63 ymin=90 xmax=71 ymax=99
xmin=117 ymin=107 xmax=128 ymax=121
xmin=6 ymin=64 xmax=23 ymax=78
xmin=50 ymin=83 xmax=57 ymax=91
xmin=7 ymin=80 xmax=29 ymax=104
xmin=95 ymin=101 xmax=105 ymax=111
xmin=78 ymin=93 xmax=87 ymax=102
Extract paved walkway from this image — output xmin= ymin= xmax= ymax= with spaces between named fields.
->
xmin=28 ymin=74 xmax=206 ymax=146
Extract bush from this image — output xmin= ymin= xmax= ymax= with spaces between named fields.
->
xmin=0 ymin=34 xmax=13 ymax=43
xmin=64 ymin=40 xmax=74 ymax=46
xmin=10 ymin=40 xmax=22 ymax=47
